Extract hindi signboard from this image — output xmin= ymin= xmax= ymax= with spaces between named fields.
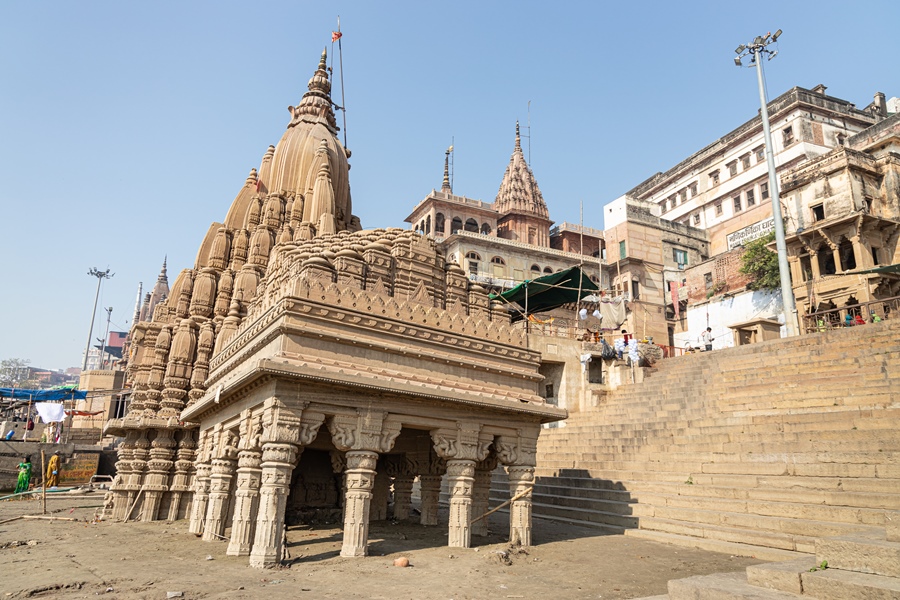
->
xmin=727 ymin=217 xmax=775 ymax=250
xmin=59 ymin=453 xmax=100 ymax=485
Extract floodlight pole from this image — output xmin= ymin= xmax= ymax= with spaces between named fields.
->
xmin=736 ymin=31 xmax=799 ymax=337
xmin=82 ymin=268 xmax=113 ymax=371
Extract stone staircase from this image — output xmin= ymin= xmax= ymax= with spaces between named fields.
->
xmin=509 ymin=319 xmax=900 ymax=560
xmin=637 ymin=512 xmax=900 ymax=599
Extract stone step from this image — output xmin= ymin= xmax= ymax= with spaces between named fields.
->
xmin=802 ymin=567 xmax=900 ymax=599
xmin=668 ymin=571 xmax=803 ymax=600
xmin=636 ymin=516 xmax=814 ymax=553
xmin=816 ymin=534 xmax=900 ymax=578
xmin=623 ymin=529 xmax=804 ymax=562
xmin=746 ymin=557 xmax=817 ymax=595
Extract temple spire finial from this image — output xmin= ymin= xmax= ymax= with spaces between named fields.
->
xmin=515 ymin=121 xmax=521 ymax=151
xmin=319 ymin=47 xmax=328 ymax=71
xmin=441 ymin=146 xmax=452 ymax=193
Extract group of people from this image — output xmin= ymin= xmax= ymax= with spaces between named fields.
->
xmin=13 ymin=451 xmax=61 ymax=495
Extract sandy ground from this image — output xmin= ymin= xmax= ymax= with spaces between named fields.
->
xmin=0 ymin=495 xmax=763 ymax=600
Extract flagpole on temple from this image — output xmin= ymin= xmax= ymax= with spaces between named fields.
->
xmin=333 ymin=17 xmax=348 ymax=149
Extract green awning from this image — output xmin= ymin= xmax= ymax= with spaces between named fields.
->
xmin=490 ymin=265 xmax=599 ymax=321
xmin=852 ymin=263 xmax=900 ymax=275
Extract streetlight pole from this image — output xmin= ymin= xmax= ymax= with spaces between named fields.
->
xmin=99 ymin=307 xmax=113 ymax=370
xmin=82 ymin=268 xmax=114 ymax=371
xmin=734 ymin=30 xmax=799 ymax=337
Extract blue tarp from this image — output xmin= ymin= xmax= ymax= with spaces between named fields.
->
xmin=0 ymin=387 xmax=87 ymax=401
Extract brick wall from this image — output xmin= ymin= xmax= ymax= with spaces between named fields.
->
xmin=683 ymin=247 xmax=754 ymax=304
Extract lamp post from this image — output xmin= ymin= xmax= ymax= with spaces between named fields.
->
xmin=734 ymin=30 xmax=799 ymax=337
xmin=82 ymin=268 xmax=114 ymax=371
xmin=99 ymin=307 xmax=113 ymax=370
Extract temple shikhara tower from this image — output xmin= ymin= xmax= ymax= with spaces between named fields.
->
xmin=106 ymin=49 xmax=565 ymax=567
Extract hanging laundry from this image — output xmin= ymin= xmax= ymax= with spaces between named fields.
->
xmin=35 ymin=402 xmax=66 ymax=423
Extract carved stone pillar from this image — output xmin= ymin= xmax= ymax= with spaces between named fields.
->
xmin=248 ymin=398 xmax=322 ymax=568
xmin=496 ymin=431 xmax=539 ymax=547
xmin=203 ymin=426 xmax=239 ymax=541
xmin=248 ymin=442 xmax=299 ymax=567
xmin=341 ymin=450 xmax=378 ymax=557
xmin=125 ymin=431 xmax=150 ymax=520
xmin=370 ymin=467 xmax=390 ymax=522
xmin=445 ymin=459 xmax=476 ymax=548
xmin=227 ymin=411 xmax=263 ymax=556
xmin=385 ymin=455 xmax=415 ymax=521
xmin=328 ymin=410 xmax=401 ymax=558
xmin=506 ymin=465 xmax=535 ymax=546
xmin=472 ymin=454 xmax=498 ymax=536
xmin=419 ymin=475 xmax=443 ymax=526
xmin=188 ymin=430 xmax=212 ymax=535
xmin=167 ymin=431 xmax=196 ymax=521
xmin=142 ymin=428 xmax=176 ymax=521
xmin=110 ymin=430 xmax=138 ymax=521
xmin=431 ymin=424 xmax=493 ymax=549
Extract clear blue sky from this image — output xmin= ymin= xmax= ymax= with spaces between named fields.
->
xmin=1 ymin=1 xmax=897 ymax=371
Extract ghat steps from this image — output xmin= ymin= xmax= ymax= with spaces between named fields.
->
xmin=502 ymin=319 xmax=900 ymax=560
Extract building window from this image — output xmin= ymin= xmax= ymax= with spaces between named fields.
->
xmin=481 ymin=223 xmax=492 ymax=235
xmin=728 ymin=161 xmax=737 ymax=177
xmin=530 ymin=264 xmax=541 ymax=275
xmin=673 ymin=248 xmax=688 ymax=267
xmin=543 ymin=267 xmax=553 ymax=274
xmin=631 ymin=280 xmax=640 ymax=301
xmin=693 ymin=213 xmax=700 ymax=225
xmin=863 ymin=196 xmax=873 ymax=214
xmin=783 ymin=126 xmax=794 ymax=146
xmin=704 ymin=272 xmax=713 ymax=289
xmin=837 ymin=133 xmax=846 ymax=146
xmin=755 ymin=146 xmax=765 ymax=162
xmin=812 ymin=204 xmax=825 ymax=221
xmin=464 ymin=218 xmax=478 ymax=233
xmin=689 ymin=182 xmax=698 ymax=197
xmin=668 ymin=194 xmax=676 ymax=208
xmin=466 ymin=251 xmax=480 ymax=275
xmin=709 ymin=170 xmax=720 ymax=185
xmin=746 ymin=189 xmax=755 ymax=207
xmin=490 ymin=256 xmax=505 ymax=265
xmin=451 ymin=216 xmax=462 ymax=233
xmin=741 ymin=154 xmax=751 ymax=170
xmin=715 ymin=201 xmax=723 ymax=216
xmin=435 ymin=213 xmax=445 ymax=233
xmin=760 ymin=181 xmax=769 ymax=200
xmin=619 ymin=240 xmax=626 ymax=259
xmin=659 ymin=199 xmax=668 ymax=212
xmin=733 ymin=196 xmax=742 ymax=212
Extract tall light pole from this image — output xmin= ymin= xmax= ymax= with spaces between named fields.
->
xmin=734 ymin=30 xmax=799 ymax=337
xmin=82 ymin=268 xmax=114 ymax=371
xmin=99 ymin=307 xmax=113 ymax=370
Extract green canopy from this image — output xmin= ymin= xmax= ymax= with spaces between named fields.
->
xmin=490 ymin=265 xmax=599 ymax=322
xmin=852 ymin=263 xmax=900 ymax=275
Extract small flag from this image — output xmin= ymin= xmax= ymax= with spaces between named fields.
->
xmin=332 ymin=31 xmax=342 ymax=42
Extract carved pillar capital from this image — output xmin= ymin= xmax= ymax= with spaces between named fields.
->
xmin=328 ymin=410 xmax=400 ymax=453
xmin=495 ymin=430 xmax=538 ymax=467
xmin=431 ymin=422 xmax=492 ymax=462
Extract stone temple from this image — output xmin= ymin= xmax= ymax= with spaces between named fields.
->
xmin=105 ymin=49 xmax=566 ymax=567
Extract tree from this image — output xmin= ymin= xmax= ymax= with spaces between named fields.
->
xmin=0 ymin=358 xmax=35 ymax=388
xmin=739 ymin=232 xmax=781 ymax=291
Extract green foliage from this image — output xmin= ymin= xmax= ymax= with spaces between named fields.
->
xmin=809 ymin=560 xmax=828 ymax=572
xmin=739 ymin=232 xmax=781 ymax=291
xmin=0 ymin=358 xmax=34 ymax=388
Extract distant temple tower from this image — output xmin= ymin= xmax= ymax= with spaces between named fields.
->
xmin=494 ymin=122 xmax=552 ymax=247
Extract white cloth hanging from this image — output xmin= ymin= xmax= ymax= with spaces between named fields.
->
xmin=35 ymin=402 xmax=66 ymax=423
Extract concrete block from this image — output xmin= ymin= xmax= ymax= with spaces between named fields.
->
xmin=802 ymin=568 xmax=900 ymax=600
xmin=816 ymin=535 xmax=900 ymax=577
xmin=745 ymin=558 xmax=816 ymax=594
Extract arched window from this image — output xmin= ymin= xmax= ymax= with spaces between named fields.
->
xmin=451 ymin=217 xmax=462 ymax=233
xmin=465 ymin=218 xmax=479 ymax=233
xmin=465 ymin=252 xmax=481 ymax=276
xmin=490 ymin=256 xmax=506 ymax=278
xmin=543 ymin=267 xmax=553 ymax=274
xmin=481 ymin=223 xmax=492 ymax=235
xmin=435 ymin=213 xmax=445 ymax=233
xmin=425 ymin=215 xmax=431 ymax=235
xmin=530 ymin=264 xmax=541 ymax=275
